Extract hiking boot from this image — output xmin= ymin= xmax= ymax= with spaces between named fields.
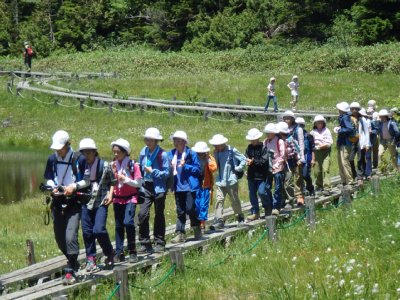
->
xmin=85 ymin=256 xmax=97 ymax=272
xmin=246 ymin=213 xmax=260 ymax=222
xmin=113 ymin=253 xmax=125 ymax=264
xmin=210 ymin=219 xmax=224 ymax=230
xmin=128 ymin=253 xmax=138 ymax=264
xmin=153 ymin=244 xmax=165 ymax=253
xmin=104 ymin=251 xmax=115 ymax=270
xmin=237 ymin=214 xmax=245 ymax=227
xmin=193 ymin=226 xmax=202 ymax=240
xmin=200 ymin=221 xmax=206 ymax=234
xmin=138 ymin=244 xmax=153 ymax=254
xmin=62 ymin=271 xmax=77 ymax=285
xmin=271 ymin=209 xmax=280 ymax=216
xmin=171 ymin=232 xmax=186 ymax=244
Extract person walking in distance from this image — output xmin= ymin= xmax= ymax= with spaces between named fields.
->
xmin=264 ymin=77 xmax=278 ymax=113
xmin=287 ymin=75 xmax=299 ymax=111
xmin=23 ymin=41 xmax=34 ymax=72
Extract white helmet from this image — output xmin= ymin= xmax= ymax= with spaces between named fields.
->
xmin=378 ymin=109 xmax=389 ymax=117
xmin=350 ymin=102 xmax=361 ymax=109
xmin=313 ymin=115 xmax=326 ymax=123
xmin=79 ymin=138 xmax=97 ymax=151
xmin=359 ymin=108 xmax=368 ymax=117
xmin=50 ymin=130 xmax=70 ymax=150
xmin=292 ymin=75 xmax=298 ymax=80
xmin=282 ymin=110 xmax=295 ymax=118
xmin=143 ymin=127 xmax=163 ymax=140
xmin=270 ymin=77 xmax=276 ymax=81
xmin=246 ymin=128 xmax=263 ymax=140
xmin=372 ymin=112 xmax=380 ymax=121
xmin=336 ymin=102 xmax=350 ymax=113
xmin=209 ymin=134 xmax=228 ymax=146
xmin=277 ymin=121 xmax=290 ymax=134
xmin=191 ymin=141 xmax=210 ymax=153
xmin=263 ymin=123 xmax=279 ymax=134
xmin=295 ymin=117 xmax=305 ymax=125
xmin=171 ymin=130 xmax=188 ymax=142
xmin=367 ymin=99 xmax=376 ymax=107
xmin=111 ymin=138 xmax=131 ymax=155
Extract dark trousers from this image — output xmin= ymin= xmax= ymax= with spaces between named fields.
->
xmin=264 ymin=95 xmax=278 ymax=112
xmin=138 ymin=182 xmax=166 ymax=246
xmin=113 ymin=202 xmax=136 ymax=255
xmin=24 ymin=57 xmax=32 ymax=70
xmin=265 ymin=172 xmax=285 ymax=209
xmin=81 ymin=204 xmax=113 ymax=258
xmin=302 ymin=162 xmax=314 ymax=193
xmin=175 ymin=191 xmax=199 ymax=233
xmin=349 ymin=143 xmax=359 ymax=180
xmin=357 ymin=148 xmax=372 ymax=179
xmin=247 ymin=178 xmax=267 ymax=214
xmin=52 ymin=204 xmax=81 ymax=271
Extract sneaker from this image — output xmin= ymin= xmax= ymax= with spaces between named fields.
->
xmin=104 ymin=251 xmax=115 ymax=270
xmin=193 ymin=226 xmax=202 ymax=240
xmin=128 ymin=253 xmax=138 ymax=264
xmin=62 ymin=272 xmax=76 ymax=285
xmin=210 ymin=220 xmax=224 ymax=230
xmin=271 ymin=209 xmax=280 ymax=216
xmin=246 ymin=213 xmax=260 ymax=222
xmin=171 ymin=232 xmax=186 ymax=244
xmin=85 ymin=257 xmax=97 ymax=272
xmin=138 ymin=244 xmax=153 ymax=254
xmin=237 ymin=214 xmax=245 ymax=227
xmin=153 ymin=244 xmax=165 ymax=253
xmin=113 ymin=253 xmax=125 ymax=263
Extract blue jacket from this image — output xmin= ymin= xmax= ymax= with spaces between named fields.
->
xmin=168 ymin=147 xmax=201 ymax=192
xmin=138 ymin=145 xmax=170 ymax=194
xmin=379 ymin=119 xmax=400 ymax=142
xmin=214 ymin=145 xmax=246 ymax=187
xmin=337 ymin=113 xmax=354 ymax=146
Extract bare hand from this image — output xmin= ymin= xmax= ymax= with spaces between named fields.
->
xmin=297 ymin=160 xmax=303 ymax=166
xmin=64 ymin=185 xmax=75 ymax=196
xmin=246 ymin=158 xmax=254 ymax=166
xmin=104 ymin=195 xmax=113 ymax=206
xmin=311 ymin=160 xmax=316 ymax=167
xmin=144 ymin=166 xmax=153 ymax=173
xmin=117 ymin=173 xmax=126 ymax=182
xmin=180 ymin=160 xmax=185 ymax=167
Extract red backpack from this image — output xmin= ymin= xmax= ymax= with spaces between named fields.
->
xmin=27 ymin=47 xmax=34 ymax=57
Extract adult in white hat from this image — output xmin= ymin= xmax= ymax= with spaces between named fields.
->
xmin=283 ymin=111 xmax=306 ymax=206
xmin=75 ymin=137 xmax=116 ymax=272
xmin=168 ymin=131 xmax=202 ymax=243
xmin=348 ymin=102 xmax=363 ymax=183
xmin=378 ymin=109 xmax=400 ymax=172
xmin=264 ymin=77 xmax=278 ymax=113
xmin=356 ymin=108 xmax=372 ymax=183
xmin=310 ymin=115 xmax=333 ymax=195
xmin=335 ymin=102 xmax=355 ymax=186
xmin=287 ymin=75 xmax=299 ymax=111
xmin=23 ymin=41 xmax=34 ymax=71
xmin=191 ymin=141 xmax=217 ymax=233
xmin=367 ymin=109 xmax=380 ymax=169
xmin=367 ymin=99 xmax=377 ymax=112
xmin=137 ymin=128 xmax=169 ymax=253
xmin=44 ymin=130 xmax=82 ymax=285
xmin=263 ymin=123 xmax=286 ymax=216
xmin=209 ymin=134 xmax=247 ymax=230
xmin=244 ymin=128 xmax=269 ymax=221
xmin=109 ymin=138 xmax=142 ymax=264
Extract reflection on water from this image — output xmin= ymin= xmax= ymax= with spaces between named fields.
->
xmin=0 ymin=150 xmax=49 ymax=204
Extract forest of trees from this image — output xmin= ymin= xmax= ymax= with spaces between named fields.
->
xmin=1 ymin=0 xmax=400 ymax=57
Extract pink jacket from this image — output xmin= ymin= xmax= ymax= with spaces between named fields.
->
xmin=264 ymin=136 xmax=286 ymax=174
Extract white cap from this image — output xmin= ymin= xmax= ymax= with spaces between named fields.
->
xmin=209 ymin=134 xmax=228 ymax=146
xmin=282 ymin=110 xmax=295 ymax=118
xmin=336 ymin=102 xmax=350 ymax=113
xmin=372 ymin=112 xmax=379 ymax=120
xmin=390 ymin=107 xmax=398 ymax=113
xmin=264 ymin=123 xmax=279 ymax=134
xmin=111 ymin=138 xmax=131 ymax=155
xmin=24 ymin=41 xmax=29 ymax=46
xmin=367 ymin=100 xmax=376 ymax=106
xmin=246 ymin=128 xmax=263 ymax=140
xmin=270 ymin=77 xmax=276 ymax=81
xmin=79 ymin=138 xmax=97 ymax=151
xmin=192 ymin=141 xmax=210 ymax=153
xmin=277 ymin=121 xmax=290 ymax=134
xmin=378 ymin=109 xmax=389 ymax=117
xmin=350 ymin=102 xmax=361 ymax=109
xmin=313 ymin=115 xmax=326 ymax=123
xmin=295 ymin=117 xmax=305 ymax=125
xmin=143 ymin=127 xmax=163 ymax=140
xmin=292 ymin=75 xmax=298 ymax=80
xmin=359 ymin=108 xmax=368 ymax=117
xmin=50 ymin=130 xmax=70 ymax=150
xmin=171 ymin=130 xmax=188 ymax=142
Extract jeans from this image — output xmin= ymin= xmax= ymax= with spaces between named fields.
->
xmin=195 ymin=188 xmax=211 ymax=221
xmin=302 ymin=161 xmax=314 ymax=194
xmin=113 ymin=202 xmax=136 ymax=255
xmin=175 ymin=191 xmax=199 ymax=233
xmin=247 ymin=179 xmax=266 ymax=214
xmin=264 ymin=95 xmax=278 ymax=112
xmin=357 ymin=148 xmax=372 ymax=179
xmin=138 ymin=182 xmax=166 ymax=246
xmin=265 ymin=172 xmax=284 ymax=209
xmin=349 ymin=143 xmax=359 ymax=180
xmin=81 ymin=204 xmax=113 ymax=258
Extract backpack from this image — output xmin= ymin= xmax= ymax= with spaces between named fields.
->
xmin=156 ymin=149 xmax=174 ymax=192
xmin=348 ymin=116 xmax=360 ymax=143
xmin=228 ymin=146 xmax=244 ymax=179
xmin=52 ymin=151 xmax=82 ymax=183
xmin=27 ymin=47 xmax=33 ymax=57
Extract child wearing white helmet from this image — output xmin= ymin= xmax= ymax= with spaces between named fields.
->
xmin=357 ymin=108 xmax=372 ymax=182
xmin=368 ymin=108 xmax=380 ymax=168
xmin=191 ymin=141 xmax=217 ymax=233
xmin=310 ymin=115 xmax=333 ymax=195
xmin=168 ymin=131 xmax=202 ymax=243
xmin=263 ymin=123 xmax=286 ymax=216
xmin=287 ymin=75 xmax=299 ymax=111
xmin=378 ymin=109 xmax=400 ymax=172
xmin=137 ymin=128 xmax=170 ymax=253
xmin=264 ymin=77 xmax=278 ymax=113
xmin=209 ymin=133 xmax=247 ymax=229
xmin=109 ymin=138 xmax=142 ymax=264
xmin=244 ymin=128 xmax=269 ymax=221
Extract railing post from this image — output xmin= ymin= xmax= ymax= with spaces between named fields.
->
xmin=305 ymin=197 xmax=316 ymax=231
xmin=80 ymin=99 xmax=84 ymax=111
xmin=202 ymin=98 xmax=208 ymax=121
xmin=341 ymin=186 xmax=353 ymax=207
xmin=170 ymin=96 xmax=176 ymax=117
xmin=265 ymin=216 xmax=277 ymax=242
xmin=371 ymin=175 xmax=380 ymax=196
xmin=26 ymin=239 xmax=36 ymax=266
xmin=108 ymin=103 xmax=113 ymax=114
xmin=236 ymin=98 xmax=242 ymax=123
xmin=169 ymin=247 xmax=185 ymax=273
xmin=113 ymin=266 xmax=130 ymax=300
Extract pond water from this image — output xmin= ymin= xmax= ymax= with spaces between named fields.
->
xmin=0 ymin=149 xmax=49 ymax=204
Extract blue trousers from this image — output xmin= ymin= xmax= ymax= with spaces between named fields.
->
xmin=175 ymin=191 xmax=200 ymax=233
xmin=81 ymin=204 xmax=113 ymax=258
xmin=195 ymin=188 xmax=211 ymax=221
xmin=113 ymin=202 xmax=136 ymax=255
xmin=357 ymin=148 xmax=372 ymax=179
xmin=247 ymin=179 xmax=267 ymax=214
xmin=264 ymin=95 xmax=278 ymax=112
xmin=265 ymin=172 xmax=284 ymax=209
xmin=302 ymin=161 xmax=314 ymax=193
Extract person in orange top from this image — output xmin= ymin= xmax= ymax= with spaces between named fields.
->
xmin=192 ymin=141 xmax=217 ymax=233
